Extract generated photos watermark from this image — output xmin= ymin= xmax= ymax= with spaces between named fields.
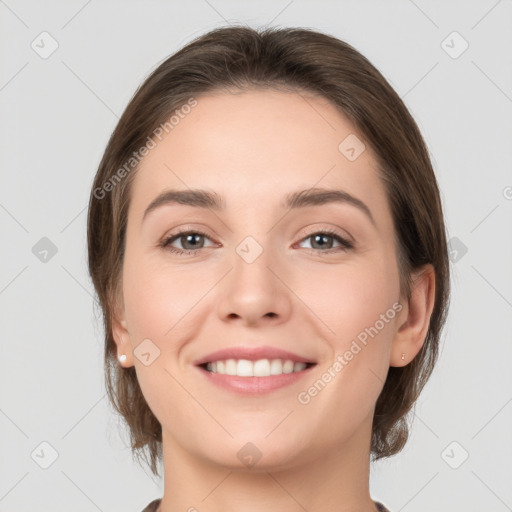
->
xmin=297 ymin=301 xmax=403 ymax=405
xmin=93 ymin=97 xmax=198 ymax=200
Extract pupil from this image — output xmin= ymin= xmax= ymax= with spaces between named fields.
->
xmin=313 ymin=234 xmax=332 ymax=249
xmin=183 ymin=233 xmax=202 ymax=250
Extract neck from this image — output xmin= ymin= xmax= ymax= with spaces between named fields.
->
xmin=158 ymin=412 xmax=378 ymax=512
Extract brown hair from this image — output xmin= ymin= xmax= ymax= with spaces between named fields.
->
xmin=87 ymin=25 xmax=450 ymax=476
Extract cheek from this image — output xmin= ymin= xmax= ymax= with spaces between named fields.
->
xmin=295 ymin=255 xmax=400 ymax=343
xmin=121 ymin=255 xmax=208 ymax=421
xmin=292 ymin=259 xmax=399 ymax=422
xmin=122 ymin=247 xmax=209 ymax=346
xmin=123 ymin=266 xmax=168 ymax=343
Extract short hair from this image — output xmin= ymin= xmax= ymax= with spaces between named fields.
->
xmin=87 ymin=25 xmax=450 ymax=476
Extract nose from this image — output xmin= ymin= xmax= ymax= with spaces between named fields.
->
xmin=216 ymin=242 xmax=293 ymax=327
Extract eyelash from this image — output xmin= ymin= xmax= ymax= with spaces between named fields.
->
xmin=159 ymin=228 xmax=354 ymax=256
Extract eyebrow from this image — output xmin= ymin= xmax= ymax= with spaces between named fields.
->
xmin=142 ymin=187 xmax=375 ymax=226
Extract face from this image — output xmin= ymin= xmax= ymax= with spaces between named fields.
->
xmin=114 ymin=88 xmax=406 ymax=470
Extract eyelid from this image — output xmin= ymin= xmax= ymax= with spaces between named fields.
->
xmin=160 ymin=226 xmax=217 ymax=250
xmin=162 ymin=224 xmax=353 ymax=243
xmin=295 ymin=226 xmax=354 ymax=252
xmin=160 ymin=224 xmax=355 ymax=254
xmin=299 ymin=224 xmax=354 ymax=245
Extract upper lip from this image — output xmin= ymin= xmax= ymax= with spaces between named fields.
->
xmin=193 ymin=345 xmax=317 ymax=366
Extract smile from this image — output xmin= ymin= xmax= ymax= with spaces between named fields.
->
xmin=202 ymin=358 xmax=314 ymax=376
xmin=197 ymin=359 xmax=317 ymax=395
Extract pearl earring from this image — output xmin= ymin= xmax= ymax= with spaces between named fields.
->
xmin=118 ymin=354 xmax=127 ymax=363
xmin=401 ymin=353 xmax=405 ymax=360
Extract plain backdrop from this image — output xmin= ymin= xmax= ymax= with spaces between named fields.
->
xmin=0 ymin=1 xmax=511 ymax=511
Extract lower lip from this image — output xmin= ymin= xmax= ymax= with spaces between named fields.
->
xmin=196 ymin=365 xmax=316 ymax=395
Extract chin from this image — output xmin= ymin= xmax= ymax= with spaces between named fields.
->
xmin=198 ymin=435 xmax=307 ymax=472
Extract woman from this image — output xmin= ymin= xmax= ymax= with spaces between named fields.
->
xmin=87 ymin=26 xmax=450 ymax=512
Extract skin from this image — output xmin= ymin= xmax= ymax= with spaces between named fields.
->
xmin=112 ymin=89 xmax=435 ymax=512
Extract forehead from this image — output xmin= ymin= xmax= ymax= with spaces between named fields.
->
xmin=129 ymin=89 xmax=390 ymax=223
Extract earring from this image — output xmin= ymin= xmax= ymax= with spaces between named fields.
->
xmin=118 ymin=354 xmax=127 ymax=363
xmin=401 ymin=353 xmax=405 ymax=360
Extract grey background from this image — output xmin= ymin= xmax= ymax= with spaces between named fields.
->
xmin=1 ymin=1 xmax=511 ymax=511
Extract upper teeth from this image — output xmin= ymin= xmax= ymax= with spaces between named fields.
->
xmin=205 ymin=358 xmax=308 ymax=377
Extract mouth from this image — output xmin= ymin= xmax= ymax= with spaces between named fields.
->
xmin=198 ymin=359 xmax=316 ymax=376
xmin=195 ymin=357 xmax=317 ymax=395
xmin=193 ymin=345 xmax=318 ymax=394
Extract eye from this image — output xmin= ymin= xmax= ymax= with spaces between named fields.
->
xmin=160 ymin=230 xmax=215 ymax=255
xmin=160 ymin=227 xmax=354 ymax=256
xmin=297 ymin=228 xmax=353 ymax=253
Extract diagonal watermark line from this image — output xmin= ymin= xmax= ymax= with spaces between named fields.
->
xmin=413 ymin=411 xmax=439 ymax=438
xmin=265 ymin=266 xmax=336 ymax=335
xmin=60 ymin=205 xmax=87 ymax=233
xmin=408 ymin=0 xmax=439 ymax=28
xmin=0 ymin=61 xmax=29 ymax=92
xmin=297 ymin=91 xmax=337 ymax=131
xmin=61 ymin=471 xmax=104 ymax=511
xmin=0 ymin=472 xmax=29 ymax=502
xmin=201 ymin=471 xmax=233 ymax=502
xmin=402 ymin=62 xmax=439 ymax=98
xmin=471 ymin=265 xmax=512 ymax=308
xmin=0 ymin=265 xmax=28 ymax=295
xmin=265 ymin=409 xmax=294 ymax=438
xmin=61 ymin=0 xmax=93 ymax=29
xmin=0 ymin=203 xmax=29 ymax=233
xmin=61 ymin=265 xmax=96 ymax=300
xmin=470 ymin=204 xmax=499 ymax=233
xmin=398 ymin=472 xmax=439 ymax=511
xmin=0 ymin=408 xmax=29 ymax=438
xmin=163 ymin=367 xmax=234 ymax=438
xmin=202 ymin=0 xmax=230 ymax=24
xmin=164 ymin=267 xmax=233 ymax=336
xmin=472 ymin=61 xmax=512 ymax=103
xmin=472 ymin=396 xmax=512 ymax=439
xmin=266 ymin=472 xmax=308 ymax=511
xmin=0 ymin=0 xmax=29 ymax=28
xmin=61 ymin=61 xmax=119 ymax=118
xmin=471 ymin=470 xmax=511 ymax=510
xmin=471 ymin=0 xmax=503 ymax=30
xmin=368 ymin=367 xmax=385 ymax=384
xmin=266 ymin=0 xmax=295 ymax=26
xmin=61 ymin=394 xmax=106 ymax=439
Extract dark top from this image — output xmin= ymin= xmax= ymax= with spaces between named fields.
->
xmin=142 ymin=498 xmax=391 ymax=511
xmin=141 ymin=498 xmax=160 ymax=512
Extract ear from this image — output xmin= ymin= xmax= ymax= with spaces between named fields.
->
xmin=111 ymin=288 xmax=135 ymax=368
xmin=390 ymin=264 xmax=436 ymax=367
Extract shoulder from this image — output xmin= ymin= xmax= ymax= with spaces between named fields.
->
xmin=141 ymin=498 xmax=389 ymax=512
xmin=141 ymin=498 xmax=388 ymax=512
xmin=141 ymin=498 xmax=161 ymax=512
